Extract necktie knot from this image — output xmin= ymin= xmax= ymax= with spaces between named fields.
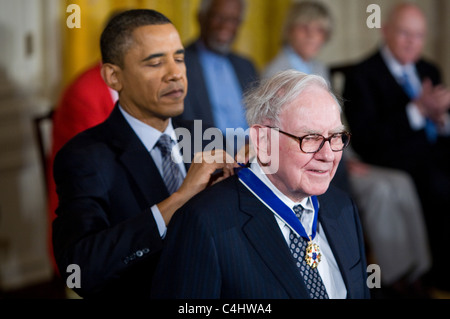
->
xmin=156 ymin=134 xmax=174 ymax=156
xmin=401 ymin=70 xmax=419 ymax=100
xmin=293 ymin=205 xmax=304 ymax=220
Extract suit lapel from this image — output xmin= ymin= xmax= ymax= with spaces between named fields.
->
xmin=106 ymin=106 xmax=170 ymax=206
xmin=108 ymin=109 xmax=218 ymax=207
xmin=237 ymin=181 xmax=310 ymax=298
xmin=374 ymin=52 xmax=408 ymax=95
xmin=119 ymin=147 xmax=169 ymax=205
xmin=374 ymin=52 xmax=427 ymax=105
xmin=318 ymin=195 xmax=361 ymax=298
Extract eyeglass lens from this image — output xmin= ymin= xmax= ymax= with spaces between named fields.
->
xmin=301 ymin=134 xmax=349 ymax=153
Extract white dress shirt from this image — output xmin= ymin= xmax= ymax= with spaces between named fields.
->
xmin=119 ymin=105 xmax=186 ymax=238
xmin=249 ymin=162 xmax=347 ymax=299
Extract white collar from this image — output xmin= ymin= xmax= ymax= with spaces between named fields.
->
xmin=118 ymin=104 xmax=177 ymax=152
xmin=250 ymin=161 xmax=313 ymax=213
xmin=380 ymin=45 xmax=416 ymax=79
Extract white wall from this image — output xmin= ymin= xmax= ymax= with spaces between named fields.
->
xmin=0 ymin=0 xmax=61 ymax=291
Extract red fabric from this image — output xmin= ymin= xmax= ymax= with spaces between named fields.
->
xmin=47 ymin=63 xmax=115 ymax=272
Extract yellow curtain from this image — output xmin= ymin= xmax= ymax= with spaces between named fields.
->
xmin=235 ymin=0 xmax=291 ymax=71
xmin=62 ymin=0 xmax=292 ymax=87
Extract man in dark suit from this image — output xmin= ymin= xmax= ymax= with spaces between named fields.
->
xmin=52 ymin=9 xmax=237 ymax=299
xmin=342 ymin=3 xmax=450 ymax=291
xmin=151 ymin=70 xmax=370 ymax=299
xmin=178 ymin=0 xmax=258 ymax=153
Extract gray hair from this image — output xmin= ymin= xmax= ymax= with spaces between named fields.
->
xmin=244 ymin=69 xmax=341 ymax=126
xmin=198 ymin=0 xmax=247 ymax=20
xmin=282 ymin=1 xmax=333 ymax=44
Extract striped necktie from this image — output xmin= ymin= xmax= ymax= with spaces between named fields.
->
xmin=156 ymin=134 xmax=184 ymax=195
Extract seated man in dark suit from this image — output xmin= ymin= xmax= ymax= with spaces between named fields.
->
xmin=52 ymin=9 xmax=237 ymax=299
xmin=178 ymin=0 xmax=259 ymax=153
xmin=151 ymin=70 xmax=370 ymax=299
xmin=342 ymin=2 xmax=450 ymax=292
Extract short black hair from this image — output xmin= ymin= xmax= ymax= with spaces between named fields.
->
xmin=100 ymin=9 xmax=172 ymax=68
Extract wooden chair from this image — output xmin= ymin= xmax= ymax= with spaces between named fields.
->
xmin=32 ymin=109 xmax=54 ymax=192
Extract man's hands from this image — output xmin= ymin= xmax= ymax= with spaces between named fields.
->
xmin=178 ymin=150 xmax=238 ymax=199
xmin=415 ymin=78 xmax=450 ymax=126
xmin=158 ymin=149 xmax=238 ymax=225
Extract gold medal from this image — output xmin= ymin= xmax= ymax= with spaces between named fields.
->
xmin=305 ymin=237 xmax=321 ymax=269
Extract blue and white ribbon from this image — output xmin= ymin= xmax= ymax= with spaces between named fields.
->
xmin=238 ymin=167 xmax=319 ymax=240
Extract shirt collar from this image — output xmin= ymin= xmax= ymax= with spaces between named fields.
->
xmin=196 ymin=40 xmax=228 ymax=59
xmin=118 ymin=103 xmax=177 ymax=152
xmin=250 ymin=161 xmax=314 ymax=213
xmin=381 ymin=45 xmax=416 ymax=79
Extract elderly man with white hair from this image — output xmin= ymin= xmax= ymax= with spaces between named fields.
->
xmin=152 ymin=70 xmax=370 ymax=299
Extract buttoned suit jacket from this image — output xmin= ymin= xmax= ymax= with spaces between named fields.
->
xmin=177 ymin=41 xmax=258 ymax=126
xmin=151 ymin=175 xmax=370 ymax=299
xmin=52 ymin=104 xmax=222 ymax=298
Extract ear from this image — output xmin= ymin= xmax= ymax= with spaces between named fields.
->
xmin=249 ymin=125 xmax=271 ymax=165
xmin=101 ymin=63 xmax=123 ymax=92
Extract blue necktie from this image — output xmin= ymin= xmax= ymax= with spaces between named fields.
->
xmin=156 ymin=134 xmax=184 ymax=195
xmin=401 ymin=71 xmax=437 ymax=143
xmin=289 ymin=205 xmax=329 ymax=299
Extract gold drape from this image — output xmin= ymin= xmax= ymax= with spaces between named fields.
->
xmin=62 ymin=0 xmax=291 ymax=87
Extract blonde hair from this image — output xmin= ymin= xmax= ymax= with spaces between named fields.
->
xmin=282 ymin=1 xmax=333 ymax=44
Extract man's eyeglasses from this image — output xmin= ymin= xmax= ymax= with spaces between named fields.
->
xmin=265 ymin=126 xmax=351 ymax=154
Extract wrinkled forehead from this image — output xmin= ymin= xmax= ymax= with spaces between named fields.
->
xmin=280 ymin=87 xmax=343 ymax=132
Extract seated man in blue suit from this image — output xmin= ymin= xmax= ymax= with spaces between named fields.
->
xmin=151 ymin=70 xmax=370 ymax=299
xmin=178 ymin=0 xmax=258 ymax=154
xmin=52 ymin=9 xmax=237 ymax=299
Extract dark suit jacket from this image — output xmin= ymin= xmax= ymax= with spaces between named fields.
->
xmin=178 ymin=40 xmax=259 ymax=126
xmin=151 ymin=176 xmax=370 ymax=299
xmin=342 ymin=50 xmax=444 ymax=173
xmin=52 ymin=104 xmax=222 ymax=298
